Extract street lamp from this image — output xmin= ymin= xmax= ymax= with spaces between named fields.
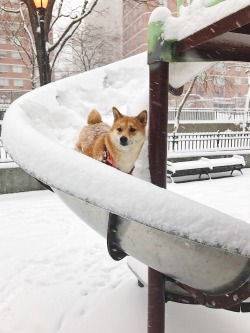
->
xmin=33 ymin=0 xmax=49 ymax=86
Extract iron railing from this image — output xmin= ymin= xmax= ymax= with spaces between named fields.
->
xmin=1 ymin=131 xmax=250 ymax=163
xmin=168 ymin=131 xmax=250 ymax=152
xmin=168 ymin=108 xmax=250 ymax=122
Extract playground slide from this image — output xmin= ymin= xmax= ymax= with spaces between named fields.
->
xmin=2 ymin=53 xmax=250 ymax=304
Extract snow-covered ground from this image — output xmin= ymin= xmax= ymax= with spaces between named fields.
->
xmin=0 ymin=169 xmax=250 ymax=333
xmin=1 ymin=0 xmax=250 ymax=330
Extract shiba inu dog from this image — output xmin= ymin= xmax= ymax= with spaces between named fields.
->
xmin=76 ymin=107 xmax=147 ymax=174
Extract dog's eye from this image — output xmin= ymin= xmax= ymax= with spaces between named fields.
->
xmin=130 ymin=128 xmax=136 ymax=133
xmin=117 ymin=128 xmax=122 ymax=132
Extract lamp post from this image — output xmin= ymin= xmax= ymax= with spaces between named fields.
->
xmin=33 ymin=0 xmax=49 ymax=86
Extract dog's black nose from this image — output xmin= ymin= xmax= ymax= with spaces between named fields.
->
xmin=120 ymin=136 xmax=128 ymax=146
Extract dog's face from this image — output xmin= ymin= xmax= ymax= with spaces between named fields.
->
xmin=110 ymin=107 xmax=147 ymax=149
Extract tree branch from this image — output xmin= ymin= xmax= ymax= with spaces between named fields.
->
xmin=50 ymin=20 xmax=82 ymax=71
xmin=49 ymin=0 xmax=98 ymax=53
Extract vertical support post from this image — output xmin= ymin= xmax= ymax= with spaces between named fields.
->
xmin=149 ymin=61 xmax=169 ymax=187
xmin=148 ymin=267 xmax=166 ymax=333
xmin=148 ymin=61 xmax=169 ymax=333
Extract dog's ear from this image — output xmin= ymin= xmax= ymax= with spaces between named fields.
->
xmin=112 ymin=107 xmax=123 ymax=121
xmin=137 ymin=110 xmax=147 ymax=126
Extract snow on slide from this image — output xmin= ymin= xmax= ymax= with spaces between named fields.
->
xmin=2 ymin=52 xmax=250 ymax=296
xmin=150 ymin=0 xmax=250 ymax=42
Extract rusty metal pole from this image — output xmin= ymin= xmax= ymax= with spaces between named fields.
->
xmin=149 ymin=62 xmax=169 ymax=186
xmin=148 ymin=267 xmax=166 ymax=333
xmin=148 ymin=61 xmax=169 ymax=333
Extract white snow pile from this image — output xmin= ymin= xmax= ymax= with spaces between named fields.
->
xmin=149 ymin=0 xmax=250 ymax=41
xmin=2 ymin=52 xmax=250 ymax=257
xmin=1 ymin=188 xmax=250 ymax=333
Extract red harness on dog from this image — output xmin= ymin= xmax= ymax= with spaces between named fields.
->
xmin=103 ymin=150 xmax=134 ymax=175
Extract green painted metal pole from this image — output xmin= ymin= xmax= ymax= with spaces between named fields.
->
xmin=206 ymin=0 xmax=225 ymax=7
xmin=177 ymin=0 xmax=184 ymax=14
xmin=177 ymin=0 xmax=225 ymax=13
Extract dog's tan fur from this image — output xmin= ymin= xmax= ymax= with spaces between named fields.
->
xmin=76 ymin=107 xmax=147 ymax=173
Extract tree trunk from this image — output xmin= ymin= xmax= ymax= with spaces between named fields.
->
xmin=243 ymin=81 xmax=250 ymax=131
xmin=173 ymin=76 xmax=197 ymax=134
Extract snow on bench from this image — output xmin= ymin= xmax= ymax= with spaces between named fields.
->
xmin=167 ymin=159 xmax=211 ymax=181
xmin=201 ymin=155 xmax=246 ymax=175
xmin=167 ymin=155 xmax=245 ymax=182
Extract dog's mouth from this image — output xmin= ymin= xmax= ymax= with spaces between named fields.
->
xmin=120 ymin=141 xmax=129 ymax=147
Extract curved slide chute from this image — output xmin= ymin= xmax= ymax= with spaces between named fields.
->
xmin=2 ymin=53 xmax=250 ymax=307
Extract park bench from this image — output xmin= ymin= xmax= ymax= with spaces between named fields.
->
xmin=167 ymin=155 xmax=245 ymax=182
xmin=201 ymin=155 xmax=246 ymax=176
xmin=167 ymin=159 xmax=211 ymax=182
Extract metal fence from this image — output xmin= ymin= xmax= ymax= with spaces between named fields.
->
xmin=0 ymin=90 xmax=30 ymax=115
xmin=1 ymin=131 xmax=250 ymax=164
xmin=168 ymin=131 xmax=250 ymax=152
xmin=0 ymin=106 xmax=249 ymax=123
xmin=168 ymin=108 xmax=250 ymax=122
xmin=0 ymin=104 xmax=10 ymax=113
xmin=0 ymin=90 xmax=30 ymax=104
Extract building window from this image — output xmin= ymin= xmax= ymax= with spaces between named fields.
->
xmin=197 ymin=72 xmax=206 ymax=84
xmin=214 ymin=62 xmax=227 ymax=74
xmin=13 ymin=79 xmax=24 ymax=87
xmin=213 ymin=76 xmax=225 ymax=86
xmin=215 ymin=91 xmax=224 ymax=97
xmin=0 ymin=78 xmax=9 ymax=87
xmin=9 ymin=23 xmax=19 ymax=32
xmin=0 ymin=65 xmax=8 ymax=73
xmin=12 ymin=65 xmax=23 ymax=73
xmin=10 ymin=37 xmax=21 ymax=46
xmin=0 ymin=50 xmax=7 ymax=58
xmin=12 ymin=51 xmax=21 ymax=59
xmin=159 ymin=0 xmax=168 ymax=5
xmin=0 ymin=36 xmax=6 ymax=44
xmin=235 ymin=77 xmax=242 ymax=86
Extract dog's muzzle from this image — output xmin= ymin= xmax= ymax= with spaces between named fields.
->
xmin=120 ymin=136 xmax=128 ymax=146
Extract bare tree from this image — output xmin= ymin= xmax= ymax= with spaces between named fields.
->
xmin=0 ymin=0 xmax=164 ymax=86
xmin=0 ymin=0 xmax=99 ymax=85
xmin=57 ymin=23 xmax=121 ymax=78
xmin=171 ymin=61 xmax=250 ymax=133
xmin=243 ymin=67 xmax=250 ymax=131
xmin=173 ymin=76 xmax=197 ymax=134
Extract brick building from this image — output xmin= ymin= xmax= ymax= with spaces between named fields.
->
xmin=0 ymin=0 xmax=32 ymax=103
xmin=123 ymin=0 xmax=176 ymax=58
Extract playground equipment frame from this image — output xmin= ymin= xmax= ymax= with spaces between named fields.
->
xmin=147 ymin=2 xmax=250 ymax=333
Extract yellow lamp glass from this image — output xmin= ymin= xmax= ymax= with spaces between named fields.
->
xmin=33 ymin=0 xmax=48 ymax=9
